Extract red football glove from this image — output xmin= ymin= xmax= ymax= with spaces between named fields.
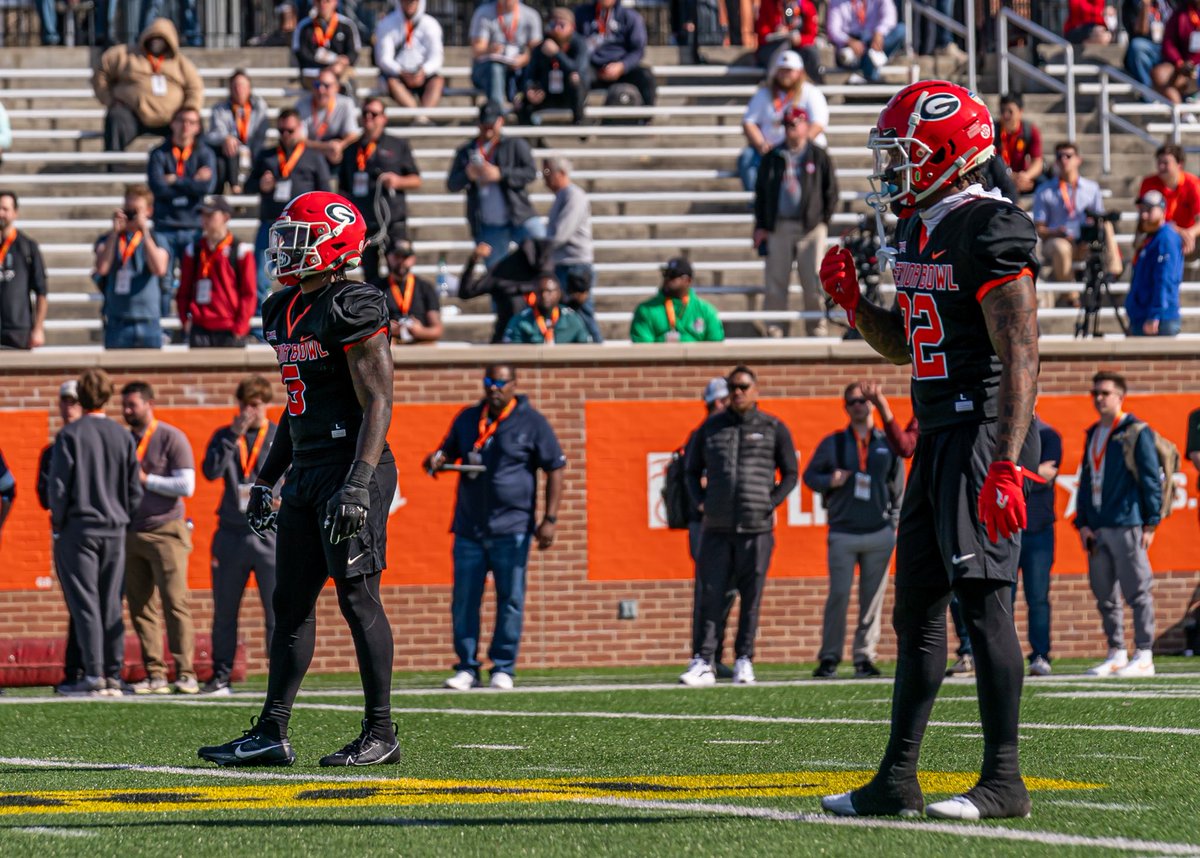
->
xmin=978 ymin=461 xmax=1027 ymax=544
xmin=819 ymin=246 xmax=861 ymax=328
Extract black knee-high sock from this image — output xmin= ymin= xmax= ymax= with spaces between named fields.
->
xmin=957 ymin=579 xmax=1025 ymax=790
xmin=336 ymin=572 xmax=394 ymax=737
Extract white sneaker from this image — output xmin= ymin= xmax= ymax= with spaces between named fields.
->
xmin=489 ymin=672 xmax=514 ymax=690
xmin=732 ymin=656 xmax=756 ymax=685
xmin=1085 ymin=648 xmax=1128 ymax=677
xmin=925 ymin=795 xmax=981 ymax=820
xmin=1115 ymin=649 xmax=1155 ymax=678
xmin=846 ymin=73 xmax=868 ymax=85
xmin=443 ymin=670 xmax=478 ymax=691
xmin=1028 ymin=656 xmax=1051 ymax=677
xmin=679 ymin=656 xmax=715 ymax=687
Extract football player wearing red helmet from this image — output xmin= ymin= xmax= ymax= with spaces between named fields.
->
xmin=199 ymin=191 xmax=402 ymax=769
xmin=819 ymin=81 xmax=1041 ymax=821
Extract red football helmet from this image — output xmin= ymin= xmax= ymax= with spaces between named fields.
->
xmin=866 ymin=80 xmax=995 ymax=212
xmin=266 ymin=191 xmax=366 ymax=287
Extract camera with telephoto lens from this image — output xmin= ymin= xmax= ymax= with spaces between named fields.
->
xmin=1079 ymin=209 xmax=1119 ymax=247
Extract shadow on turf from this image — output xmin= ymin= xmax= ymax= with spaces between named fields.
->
xmin=1 ymin=815 xmax=692 ymax=831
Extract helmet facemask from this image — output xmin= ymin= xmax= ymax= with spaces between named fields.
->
xmin=266 ymin=218 xmax=357 ymax=286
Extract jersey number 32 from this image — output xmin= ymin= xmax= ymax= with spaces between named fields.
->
xmin=896 ymin=293 xmax=948 ymax=380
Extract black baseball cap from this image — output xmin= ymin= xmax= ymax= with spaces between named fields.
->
xmin=199 ymin=195 xmax=232 ymax=216
xmin=662 ymin=257 xmax=693 ymax=279
xmin=387 ymin=238 xmax=414 ymax=257
xmin=479 ymin=101 xmax=505 ymax=125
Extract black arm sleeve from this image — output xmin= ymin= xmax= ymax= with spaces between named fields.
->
xmin=770 ymin=420 xmax=799 ymax=508
xmin=256 ymin=411 xmax=293 ymax=487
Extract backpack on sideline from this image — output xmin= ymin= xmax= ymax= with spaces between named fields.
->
xmin=1119 ymin=419 xmax=1182 ymax=522
xmin=662 ymin=446 xmax=691 ymax=530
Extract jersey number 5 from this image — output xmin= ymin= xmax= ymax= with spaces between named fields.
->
xmin=896 ymin=293 xmax=948 ymax=380
xmin=280 ymin=363 xmax=307 ymax=416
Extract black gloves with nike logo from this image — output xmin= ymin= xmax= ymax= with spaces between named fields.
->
xmin=324 ymin=460 xmax=374 ymax=545
xmin=246 ymin=484 xmax=277 ymax=537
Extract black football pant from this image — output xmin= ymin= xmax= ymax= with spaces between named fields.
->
xmin=695 ymin=529 xmax=774 ymax=662
xmin=593 ymin=65 xmax=658 ymax=106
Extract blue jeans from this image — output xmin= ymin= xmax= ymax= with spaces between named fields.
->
xmin=471 ymin=60 xmax=517 ymax=107
xmin=1129 ymin=317 xmax=1182 ymax=336
xmin=737 ymin=146 xmax=763 ymax=193
xmin=861 ymin=25 xmax=907 ymax=82
xmin=154 ymin=226 xmax=199 ymax=318
xmin=949 ymin=595 xmax=972 ymax=656
xmin=451 ymin=533 xmax=532 ymax=677
xmin=1015 ymin=526 xmax=1054 ymax=661
xmin=476 ymin=217 xmax=547 ymax=270
xmin=555 ymin=261 xmax=603 ymax=343
xmin=139 ymin=0 xmax=201 ymax=46
xmin=1124 ymin=37 xmax=1161 ymax=90
xmin=104 ymin=317 xmax=163 ymax=349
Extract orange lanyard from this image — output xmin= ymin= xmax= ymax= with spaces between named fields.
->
xmin=535 ymin=307 xmax=559 ymax=343
xmin=664 ymin=292 xmax=689 ymax=331
xmin=852 ymin=0 xmax=866 ymax=25
xmin=474 ymin=398 xmax=516 ymax=450
xmin=135 ymin=418 xmax=158 ymax=462
xmin=147 ymin=53 xmax=164 ymax=73
xmin=198 ymin=233 xmax=233 ymax=279
xmin=234 ymin=103 xmax=251 ymax=143
xmin=405 ymin=17 xmax=416 ymax=46
xmin=285 ymin=289 xmax=314 ymax=338
xmin=771 ymin=86 xmax=794 ymax=116
xmin=500 ymin=4 xmax=520 ymax=42
xmin=118 ymin=230 xmax=142 ymax=267
xmin=0 ymin=229 xmax=17 ymax=269
xmin=1058 ymin=180 xmax=1077 ymax=218
xmin=1090 ymin=413 xmax=1123 ymax=477
xmin=856 ymin=432 xmax=870 ymax=471
xmin=1190 ymin=9 xmax=1199 ymax=29
xmin=389 ymin=273 xmax=415 ymax=315
xmin=173 ymin=145 xmax=192 ymax=178
xmin=238 ymin=425 xmax=267 ymax=479
xmin=313 ymin=12 xmax=338 ymax=47
xmin=476 ymin=139 xmax=496 ymax=163
xmin=595 ymin=5 xmax=612 ymax=34
xmin=277 ymin=141 xmax=305 ymax=179
xmin=356 ymin=141 xmax=376 ymax=171
xmin=311 ymin=95 xmax=336 ymax=140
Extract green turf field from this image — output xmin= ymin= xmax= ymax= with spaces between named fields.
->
xmin=0 ymin=661 xmax=1198 ymax=857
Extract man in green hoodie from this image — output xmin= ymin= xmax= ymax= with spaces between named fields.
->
xmin=630 ymin=257 xmax=725 ymax=343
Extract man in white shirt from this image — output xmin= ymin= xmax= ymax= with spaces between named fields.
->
xmin=375 ymin=0 xmax=446 ymax=114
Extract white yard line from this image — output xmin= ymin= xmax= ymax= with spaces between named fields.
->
xmin=0 ymin=757 xmax=405 ymax=783
xmin=452 ymin=744 xmax=527 ymax=751
xmin=13 ymin=826 xmax=96 ymax=838
xmin=1040 ymin=691 xmax=1200 ymax=700
xmin=575 ymin=797 xmax=1200 ymax=855
xmin=1043 ymin=799 xmax=1148 ymax=811
xmin=704 ymin=739 xmax=778 ymax=745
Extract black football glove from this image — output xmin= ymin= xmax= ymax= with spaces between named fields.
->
xmin=324 ymin=460 xmax=374 ymax=545
xmin=246 ymin=484 xmax=277 ymax=538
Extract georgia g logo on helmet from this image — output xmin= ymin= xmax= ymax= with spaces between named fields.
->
xmin=917 ymin=91 xmax=961 ymax=122
xmin=325 ymin=202 xmax=357 ymax=227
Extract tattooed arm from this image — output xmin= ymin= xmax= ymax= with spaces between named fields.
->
xmin=856 ymin=300 xmax=912 ymax=366
xmin=982 ymin=275 xmax=1039 ymax=462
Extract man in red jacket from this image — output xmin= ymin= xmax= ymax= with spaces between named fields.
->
xmin=178 ymin=196 xmax=257 ymax=347
xmin=753 ymin=0 xmax=820 ymax=80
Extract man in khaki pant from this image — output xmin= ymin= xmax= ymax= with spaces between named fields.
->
xmin=121 ymin=380 xmax=198 ymax=694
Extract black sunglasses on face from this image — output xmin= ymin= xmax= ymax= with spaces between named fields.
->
xmin=729 ymin=382 xmax=753 ymax=392
xmin=483 ymin=377 xmax=512 ymax=389
xmin=845 ymin=397 xmax=868 ymax=406
xmin=363 ymin=109 xmax=385 ymax=118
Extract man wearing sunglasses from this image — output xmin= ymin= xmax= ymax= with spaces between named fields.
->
xmin=423 ymin=364 xmax=566 ymax=691
xmin=515 ymin=7 xmax=590 ymax=126
xmin=295 ymin=67 xmax=361 ymax=169
xmin=803 ymin=383 xmax=904 ymax=680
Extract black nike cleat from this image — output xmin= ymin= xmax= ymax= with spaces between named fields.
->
xmin=198 ymin=720 xmax=295 ymax=767
xmin=319 ymin=720 xmax=402 ymax=767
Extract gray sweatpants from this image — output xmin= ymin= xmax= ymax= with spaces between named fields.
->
xmin=55 ymin=527 xmax=126 ymax=679
xmin=818 ymin=525 xmax=895 ymax=664
xmin=1088 ymin=525 xmax=1156 ymax=652
xmin=764 ymin=220 xmax=828 ymax=336
xmin=210 ymin=526 xmax=277 ymax=680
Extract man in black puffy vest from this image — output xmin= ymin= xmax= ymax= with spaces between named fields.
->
xmin=681 ymin=364 xmax=798 ymax=687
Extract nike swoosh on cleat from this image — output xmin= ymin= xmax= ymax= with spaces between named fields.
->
xmin=951 ymin=553 xmax=975 ymax=565
xmin=233 ymin=743 xmax=283 ymax=760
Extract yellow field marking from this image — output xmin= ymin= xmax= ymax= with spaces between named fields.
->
xmin=0 ymin=771 xmax=1100 ymax=817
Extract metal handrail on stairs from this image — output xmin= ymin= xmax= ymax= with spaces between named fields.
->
xmin=997 ymin=8 xmax=1077 ymax=143
xmin=902 ymin=0 xmax=977 ymax=93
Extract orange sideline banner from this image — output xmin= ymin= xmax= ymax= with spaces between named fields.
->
xmin=584 ymin=395 xmax=1200 ymax=581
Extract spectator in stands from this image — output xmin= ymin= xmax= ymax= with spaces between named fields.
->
xmin=1032 ymin=142 xmax=1121 ymax=288
xmin=177 ymin=196 xmax=257 ymax=348
xmin=375 ymin=238 xmax=443 ymax=345
xmin=996 ymin=93 xmax=1045 ymax=196
xmin=753 ymin=105 xmax=838 ymax=337
xmin=93 ymin=184 xmax=170 ymax=349
xmin=459 ymin=239 xmax=551 ymax=342
xmin=341 ymin=97 xmax=422 ymax=280
xmin=0 ymin=191 xmax=47 ymax=350
xmin=1154 ymin=0 xmax=1200 ymax=103
xmin=200 ymin=375 xmax=279 ymax=695
xmin=48 ymin=369 xmax=143 ymax=697
xmin=296 ymin=67 xmax=361 ymax=168
xmin=294 ymin=0 xmax=362 ymax=92
xmin=447 ymin=102 xmax=545 ymax=269
xmin=630 ymin=257 xmax=725 ymax=343
xmin=804 ymin=382 xmax=903 ymax=680
xmin=470 ymin=0 xmax=543 ymax=108
xmin=1064 ymin=0 xmax=1114 ymax=44
xmin=122 ymin=380 xmax=198 ymax=695
xmin=753 ymin=0 xmax=821 ymax=80
xmin=0 ymin=99 xmax=10 ymax=166
xmin=503 ymin=271 xmax=592 ymax=343
xmin=516 ymin=8 xmax=591 ymax=126
xmin=826 ymin=0 xmax=906 ymax=84
xmin=147 ymin=106 xmax=215 ymax=318
xmin=375 ymin=0 xmax=446 ymax=114
xmin=543 ymin=155 xmax=601 ymax=342
xmin=250 ymin=3 xmax=298 ymax=47
xmin=738 ymin=50 xmax=829 ymax=192
xmin=1076 ymin=370 xmax=1161 ymax=679
xmin=1126 ymin=189 xmax=1183 ymax=336
xmin=1123 ymin=0 xmax=1170 ymax=91
xmin=1018 ymin=412 xmax=1063 ymax=677
xmin=1138 ymin=143 xmax=1200 ymax=256
xmin=93 ymin=19 xmax=204 ymax=153
xmin=247 ymin=109 xmax=332 ymax=305
xmin=204 ymin=70 xmax=269 ymax=195
xmin=914 ymin=0 xmax=967 ymax=61
xmin=576 ymin=0 xmax=658 ymax=109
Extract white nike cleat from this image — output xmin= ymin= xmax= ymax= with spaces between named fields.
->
xmin=821 ymin=791 xmax=859 ymax=816
xmin=1115 ymin=649 xmax=1155 ymax=677
xmin=679 ymin=656 xmax=716 ymax=687
xmin=926 ymin=796 xmax=981 ymax=820
xmin=443 ymin=670 xmax=479 ymax=691
xmin=732 ymin=656 xmax=756 ymax=685
xmin=1085 ymin=648 xmax=1128 ymax=677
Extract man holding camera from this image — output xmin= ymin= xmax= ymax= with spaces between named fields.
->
xmin=92 ymin=184 xmax=170 ymax=349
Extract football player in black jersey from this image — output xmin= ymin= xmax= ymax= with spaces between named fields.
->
xmin=819 ymin=81 xmax=1041 ymax=821
xmin=199 ymin=191 xmax=401 ymax=768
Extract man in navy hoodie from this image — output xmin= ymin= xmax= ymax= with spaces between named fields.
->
xmin=574 ymin=0 xmax=657 ymax=108
xmin=1127 ymin=189 xmax=1183 ymax=336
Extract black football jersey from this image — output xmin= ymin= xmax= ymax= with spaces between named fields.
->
xmin=890 ymin=197 xmax=1038 ymax=431
xmin=262 ymin=279 xmax=388 ymax=462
